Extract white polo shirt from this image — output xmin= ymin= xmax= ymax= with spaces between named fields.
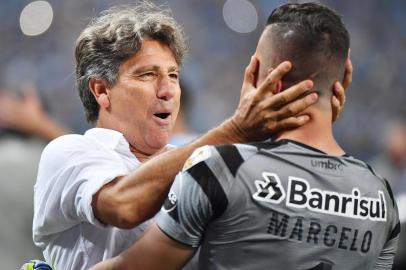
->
xmin=33 ymin=128 xmax=152 ymax=270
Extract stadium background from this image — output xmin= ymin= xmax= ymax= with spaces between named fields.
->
xmin=0 ymin=0 xmax=405 ymax=268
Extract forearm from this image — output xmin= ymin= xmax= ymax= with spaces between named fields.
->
xmin=90 ymin=224 xmax=194 ymax=270
xmin=93 ymin=119 xmax=242 ymax=228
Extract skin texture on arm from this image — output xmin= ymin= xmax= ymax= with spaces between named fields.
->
xmin=92 ymin=56 xmax=352 ymax=229
xmin=90 ymin=224 xmax=194 ymax=270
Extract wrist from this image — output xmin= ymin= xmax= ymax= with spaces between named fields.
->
xmin=193 ymin=118 xmax=246 ymax=147
xmin=218 ymin=118 xmax=247 ymax=143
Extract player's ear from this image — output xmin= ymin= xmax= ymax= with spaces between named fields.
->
xmin=89 ymin=78 xmax=110 ymax=109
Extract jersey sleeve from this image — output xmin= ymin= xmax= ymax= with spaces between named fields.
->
xmin=374 ymin=182 xmax=401 ymax=269
xmin=374 ymin=218 xmax=400 ymax=269
xmin=156 ymin=145 xmax=230 ymax=248
xmin=33 ymin=136 xmax=128 ymax=239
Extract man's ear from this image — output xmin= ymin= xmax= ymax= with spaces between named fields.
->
xmin=89 ymin=78 xmax=110 ymax=109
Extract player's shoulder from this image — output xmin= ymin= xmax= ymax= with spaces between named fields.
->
xmin=346 ymin=156 xmax=397 ymax=208
xmin=348 ymin=156 xmax=389 ymax=186
xmin=215 ymin=142 xmax=258 ymax=157
xmin=182 ymin=145 xmax=216 ymax=172
xmin=183 ymin=143 xmax=258 ymax=179
xmin=364 ymin=160 xmax=396 ymax=205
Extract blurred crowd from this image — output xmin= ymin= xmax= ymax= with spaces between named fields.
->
xmin=0 ymin=0 xmax=405 ymax=268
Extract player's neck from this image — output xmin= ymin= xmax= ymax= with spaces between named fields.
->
xmin=273 ymin=109 xmax=345 ymax=156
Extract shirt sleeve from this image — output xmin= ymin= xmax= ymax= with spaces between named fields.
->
xmin=33 ymin=136 xmax=128 ymax=239
xmin=374 ymin=190 xmax=401 ymax=269
xmin=156 ymin=145 xmax=229 ymax=248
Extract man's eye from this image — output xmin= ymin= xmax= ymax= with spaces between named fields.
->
xmin=169 ymin=73 xmax=179 ymax=80
xmin=140 ymin=72 xmax=155 ymax=78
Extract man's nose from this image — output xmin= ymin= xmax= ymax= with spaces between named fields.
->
xmin=156 ymin=76 xmax=176 ymax=101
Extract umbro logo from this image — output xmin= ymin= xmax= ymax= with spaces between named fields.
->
xmin=311 ymin=159 xmax=343 ymax=171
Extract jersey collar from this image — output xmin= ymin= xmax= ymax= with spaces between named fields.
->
xmin=272 ymin=139 xmax=350 ymax=157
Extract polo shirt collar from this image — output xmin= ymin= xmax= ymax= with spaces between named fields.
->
xmin=84 ymin=128 xmax=131 ymax=154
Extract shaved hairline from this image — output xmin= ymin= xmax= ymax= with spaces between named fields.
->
xmin=257 ymin=24 xmax=345 ymax=96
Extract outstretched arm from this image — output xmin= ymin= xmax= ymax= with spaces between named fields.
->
xmin=92 ymin=57 xmax=319 ymax=228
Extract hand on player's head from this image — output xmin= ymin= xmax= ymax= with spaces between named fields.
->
xmin=331 ymin=56 xmax=353 ymax=122
xmin=229 ymin=56 xmax=318 ymax=142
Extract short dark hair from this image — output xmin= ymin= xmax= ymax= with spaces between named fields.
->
xmin=265 ymin=2 xmax=349 ymax=94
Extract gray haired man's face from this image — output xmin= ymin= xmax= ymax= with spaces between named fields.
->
xmin=103 ymin=39 xmax=181 ymax=156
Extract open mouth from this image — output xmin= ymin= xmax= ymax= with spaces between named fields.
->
xmin=154 ymin=113 xmax=171 ymax=120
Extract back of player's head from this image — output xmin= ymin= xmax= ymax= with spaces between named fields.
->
xmin=258 ymin=2 xmax=349 ymax=99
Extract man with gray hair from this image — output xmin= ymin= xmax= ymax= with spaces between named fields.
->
xmin=33 ymin=2 xmax=350 ymax=270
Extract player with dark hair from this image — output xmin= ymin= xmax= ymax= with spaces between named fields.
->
xmin=91 ymin=3 xmax=399 ymax=270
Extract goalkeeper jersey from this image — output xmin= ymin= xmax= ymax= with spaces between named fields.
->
xmin=156 ymin=139 xmax=400 ymax=270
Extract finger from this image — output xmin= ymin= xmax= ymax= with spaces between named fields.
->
xmin=257 ymin=61 xmax=292 ymax=95
xmin=242 ymin=56 xmax=259 ymax=93
xmin=331 ymin=95 xmax=340 ymax=122
xmin=342 ymin=57 xmax=353 ymax=90
xmin=268 ymin=115 xmax=311 ymax=132
xmin=333 ymin=81 xmax=346 ymax=107
xmin=262 ymin=80 xmax=314 ymax=109
xmin=272 ymin=93 xmax=318 ymax=120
